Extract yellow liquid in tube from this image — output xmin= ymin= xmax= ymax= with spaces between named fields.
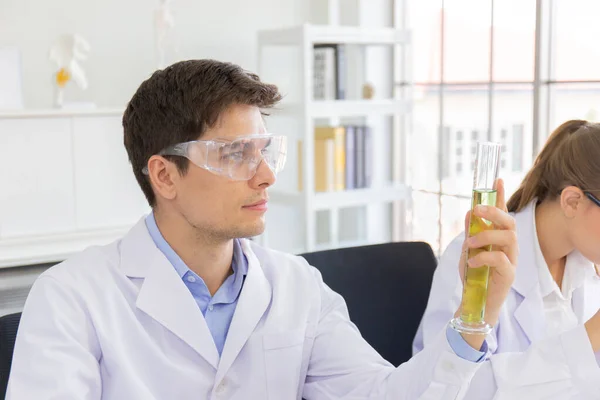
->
xmin=460 ymin=189 xmax=497 ymax=324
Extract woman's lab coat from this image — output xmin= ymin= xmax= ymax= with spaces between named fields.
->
xmin=7 ymin=217 xmax=482 ymax=400
xmin=413 ymin=201 xmax=600 ymax=399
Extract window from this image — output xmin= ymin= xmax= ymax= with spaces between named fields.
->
xmin=542 ymin=1 xmax=600 ymax=139
xmin=405 ymin=0 xmax=539 ymax=255
xmin=512 ymin=124 xmax=524 ymax=172
xmin=405 ymin=0 xmax=600 ymax=255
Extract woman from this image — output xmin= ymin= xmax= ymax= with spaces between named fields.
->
xmin=413 ymin=119 xmax=600 ymax=399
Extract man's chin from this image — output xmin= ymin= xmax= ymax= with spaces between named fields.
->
xmin=236 ymin=219 xmax=266 ymax=239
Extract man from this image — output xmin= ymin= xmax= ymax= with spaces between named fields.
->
xmin=7 ymin=60 xmax=518 ymax=399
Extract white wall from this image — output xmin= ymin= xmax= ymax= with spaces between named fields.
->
xmin=1 ymin=0 xmax=401 ymax=257
xmin=0 ymin=0 xmax=308 ymax=109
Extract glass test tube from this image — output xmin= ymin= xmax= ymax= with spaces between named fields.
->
xmin=450 ymin=141 xmax=502 ymax=335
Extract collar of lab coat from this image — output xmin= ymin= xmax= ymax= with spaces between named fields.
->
xmin=511 ymin=200 xmax=600 ymax=343
xmin=119 ymin=216 xmax=272 ymax=375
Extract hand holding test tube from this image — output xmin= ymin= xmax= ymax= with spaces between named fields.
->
xmin=451 ymin=142 xmax=516 ymax=337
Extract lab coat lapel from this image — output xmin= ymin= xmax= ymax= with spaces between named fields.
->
xmin=120 ymin=218 xmax=220 ymax=370
xmin=216 ymin=240 xmax=272 ymax=383
xmin=513 ymin=287 xmax=545 ymax=344
xmin=511 ymin=204 xmax=546 ymax=344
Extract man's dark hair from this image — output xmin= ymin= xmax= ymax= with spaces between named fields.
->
xmin=123 ymin=59 xmax=282 ymax=207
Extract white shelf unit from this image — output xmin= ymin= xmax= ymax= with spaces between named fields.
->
xmin=276 ymin=99 xmax=411 ymax=118
xmin=257 ymin=24 xmax=410 ymax=46
xmin=257 ymin=21 xmax=413 ymax=253
xmin=270 ymin=185 xmax=411 ymax=212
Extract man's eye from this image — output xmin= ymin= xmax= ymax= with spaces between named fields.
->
xmin=222 ymin=151 xmax=244 ymax=160
xmin=262 ymin=138 xmax=272 ymax=150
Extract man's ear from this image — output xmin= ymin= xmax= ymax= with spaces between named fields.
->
xmin=560 ymin=186 xmax=583 ymax=219
xmin=147 ymin=156 xmax=177 ymax=202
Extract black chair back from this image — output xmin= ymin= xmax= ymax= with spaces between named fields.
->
xmin=300 ymin=241 xmax=437 ymax=367
xmin=0 ymin=312 xmax=21 ymax=399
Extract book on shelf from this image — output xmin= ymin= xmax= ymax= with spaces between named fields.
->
xmin=297 ymin=125 xmax=373 ymax=193
xmin=297 ymin=137 xmax=337 ymax=192
xmin=354 ymin=125 xmax=372 ymax=189
xmin=313 ymin=44 xmax=346 ymax=100
xmin=344 ymin=125 xmax=356 ymax=190
xmin=315 ymin=126 xmax=345 ymax=192
xmin=355 ymin=125 xmax=364 ymax=189
xmin=363 ymin=125 xmax=373 ymax=188
xmin=297 ymin=126 xmax=343 ymax=193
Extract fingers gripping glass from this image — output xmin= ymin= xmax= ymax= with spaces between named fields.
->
xmin=142 ymin=134 xmax=287 ymax=181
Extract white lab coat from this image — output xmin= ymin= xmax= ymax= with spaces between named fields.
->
xmin=8 ymin=217 xmax=482 ymax=400
xmin=413 ymin=201 xmax=600 ymax=399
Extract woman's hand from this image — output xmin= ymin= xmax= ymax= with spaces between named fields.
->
xmin=456 ymin=179 xmax=519 ymax=348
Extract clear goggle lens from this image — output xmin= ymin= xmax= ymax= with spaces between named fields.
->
xmin=143 ymin=134 xmax=287 ymax=181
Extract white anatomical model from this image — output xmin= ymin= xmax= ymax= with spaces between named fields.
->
xmin=48 ymin=34 xmax=91 ymax=107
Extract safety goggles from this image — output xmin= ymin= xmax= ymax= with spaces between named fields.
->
xmin=585 ymin=191 xmax=600 ymax=208
xmin=142 ymin=134 xmax=287 ymax=181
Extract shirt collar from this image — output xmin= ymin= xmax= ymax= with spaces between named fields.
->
xmin=563 ymin=251 xmax=596 ymax=299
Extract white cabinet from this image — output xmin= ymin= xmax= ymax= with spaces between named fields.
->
xmin=0 ymin=109 xmax=150 ymax=269
xmin=0 ymin=117 xmax=76 ymax=238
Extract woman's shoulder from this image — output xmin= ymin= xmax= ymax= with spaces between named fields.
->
xmin=441 ymin=232 xmax=465 ymax=261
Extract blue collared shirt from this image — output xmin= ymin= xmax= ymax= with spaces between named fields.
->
xmin=145 ymin=213 xmax=247 ymax=356
xmin=146 ymin=213 xmax=483 ymax=362
xmin=446 ymin=325 xmax=488 ymax=362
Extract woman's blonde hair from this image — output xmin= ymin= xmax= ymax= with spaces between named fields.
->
xmin=507 ymin=119 xmax=600 ymax=212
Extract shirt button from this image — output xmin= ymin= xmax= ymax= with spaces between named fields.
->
xmin=216 ymin=380 xmax=226 ymax=393
xmin=208 ymin=305 xmax=214 ymax=311
xmin=187 ymin=276 xmax=196 ymax=283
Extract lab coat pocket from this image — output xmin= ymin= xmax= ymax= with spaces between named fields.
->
xmin=263 ymin=329 xmax=306 ymax=399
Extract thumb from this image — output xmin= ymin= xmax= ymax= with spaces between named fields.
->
xmin=495 ymin=178 xmax=507 ymax=212
xmin=464 ymin=210 xmax=471 ymax=239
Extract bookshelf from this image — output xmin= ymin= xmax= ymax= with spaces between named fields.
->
xmin=257 ymin=24 xmax=410 ymax=46
xmin=276 ymin=99 xmax=411 ymax=118
xmin=257 ymin=2 xmax=412 ymax=253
